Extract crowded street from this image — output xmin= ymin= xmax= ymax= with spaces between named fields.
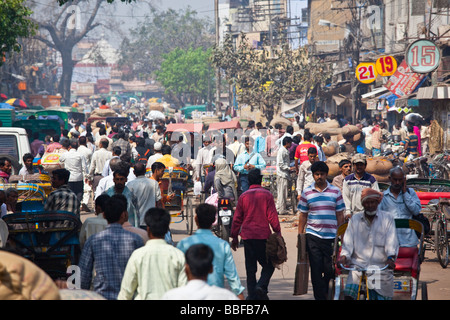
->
xmin=0 ymin=0 xmax=450 ymax=305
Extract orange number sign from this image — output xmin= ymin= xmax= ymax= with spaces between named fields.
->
xmin=356 ymin=62 xmax=377 ymax=84
xmin=375 ymin=56 xmax=397 ymax=77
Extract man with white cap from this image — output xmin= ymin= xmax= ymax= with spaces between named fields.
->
xmin=342 ymin=153 xmax=379 ymax=220
xmin=146 ymin=142 xmax=163 ymax=172
xmin=339 ymin=188 xmax=399 ymax=300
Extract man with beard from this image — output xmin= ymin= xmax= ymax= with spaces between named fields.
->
xmin=379 ymin=167 xmax=422 ymax=247
xmin=339 ymin=188 xmax=399 ymax=300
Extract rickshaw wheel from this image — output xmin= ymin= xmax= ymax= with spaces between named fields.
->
xmin=327 ymin=279 xmax=336 ymax=300
xmin=185 ymin=196 xmax=194 ymax=235
xmin=435 ymin=219 xmax=449 ymax=268
xmin=421 ymin=282 xmax=428 ymax=300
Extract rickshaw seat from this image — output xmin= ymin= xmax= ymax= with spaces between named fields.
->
xmin=394 ymin=247 xmax=419 ymax=278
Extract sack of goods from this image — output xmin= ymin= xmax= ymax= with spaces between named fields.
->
xmin=365 ymin=156 xmax=393 ymax=182
xmin=90 ymin=108 xmax=117 ymax=118
xmin=39 ymin=150 xmax=66 ymax=173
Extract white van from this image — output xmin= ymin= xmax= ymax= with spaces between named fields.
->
xmin=0 ymin=127 xmax=31 ymax=174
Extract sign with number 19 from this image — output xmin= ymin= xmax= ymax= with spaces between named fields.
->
xmin=376 ymin=56 xmax=397 ymax=77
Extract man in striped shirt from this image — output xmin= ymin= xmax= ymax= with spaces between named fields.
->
xmin=297 ymin=161 xmax=345 ymax=300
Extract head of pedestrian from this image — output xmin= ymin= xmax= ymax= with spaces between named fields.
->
xmin=361 ymin=188 xmax=383 ymax=218
xmin=103 ymin=194 xmax=128 ymax=224
xmin=307 ymin=147 xmax=318 ymax=163
xmin=352 ymin=153 xmax=367 ymax=176
xmin=338 ymin=159 xmax=352 ymax=177
xmin=389 ymin=166 xmax=406 ymax=193
xmin=151 ymin=161 xmax=166 ymax=180
xmin=311 ymin=161 xmax=328 ymax=187
xmin=194 ymin=203 xmax=216 ymax=230
xmin=51 ymin=168 xmax=70 ymax=189
xmin=244 ymin=136 xmax=254 ymax=153
xmin=144 ymin=207 xmax=171 ymax=239
xmin=184 ymin=244 xmax=214 ymax=281
xmin=95 ymin=194 xmax=110 ymax=217
xmin=282 ymin=136 xmax=292 ymax=149
xmin=133 ymin=163 xmax=146 ymax=177
xmin=248 ymin=168 xmax=262 ymax=186
xmin=113 ymin=167 xmax=128 ymax=193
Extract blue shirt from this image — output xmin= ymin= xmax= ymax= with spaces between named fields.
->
xmin=79 ymin=224 xmax=144 ymax=300
xmin=379 ymin=187 xmax=422 ymax=247
xmin=233 ymin=150 xmax=266 ymax=174
xmin=104 ymin=186 xmax=140 ymax=228
xmin=176 ymin=229 xmax=245 ymax=296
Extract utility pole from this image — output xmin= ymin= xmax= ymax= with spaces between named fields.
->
xmin=215 ymin=0 xmax=221 ymax=115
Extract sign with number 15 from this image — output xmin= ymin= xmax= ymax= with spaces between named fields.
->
xmin=406 ymin=39 xmax=441 ymax=74
xmin=356 ymin=62 xmax=378 ymax=84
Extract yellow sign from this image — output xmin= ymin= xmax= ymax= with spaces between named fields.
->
xmin=376 ymin=56 xmax=397 ymax=77
xmin=356 ymin=62 xmax=378 ymax=84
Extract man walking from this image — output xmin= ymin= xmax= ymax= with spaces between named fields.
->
xmin=58 ymin=139 xmax=88 ymax=211
xmin=342 ymin=153 xmax=379 ymax=219
xmin=78 ymin=195 xmax=144 ymax=300
xmin=276 ymin=136 xmax=294 ymax=215
xmin=231 ymin=168 xmax=281 ymax=300
xmin=88 ymin=138 xmax=112 ymax=194
xmin=177 ymin=203 xmax=245 ymax=299
xmin=297 ymin=161 xmax=345 ymax=300
xmin=44 ymin=168 xmax=80 ymax=216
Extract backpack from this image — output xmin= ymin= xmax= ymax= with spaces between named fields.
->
xmin=266 ymin=233 xmax=287 ymax=269
xmin=136 ymin=148 xmax=150 ymax=165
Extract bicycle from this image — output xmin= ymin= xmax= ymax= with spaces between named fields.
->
xmin=338 ymin=263 xmax=390 ymax=300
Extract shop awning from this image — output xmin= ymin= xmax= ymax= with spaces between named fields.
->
xmin=416 ymin=85 xmax=450 ymax=99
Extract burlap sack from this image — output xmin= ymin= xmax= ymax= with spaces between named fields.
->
xmin=40 ymin=150 xmax=67 ymax=173
xmin=372 ymin=173 xmax=390 ymax=183
xmin=305 ymin=120 xmax=340 ymax=135
xmin=365 ymin=156 xmax=393 ymax=176
xmin=90 ymin=108 xmax=117 ymax=118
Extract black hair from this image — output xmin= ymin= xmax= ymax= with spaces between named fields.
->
xmin=95 ymin=194 xmax=111 ymax=213
xmin=338 ymin=159 xmax=351 ymax=168
xmin=144 ymin=207 xmax=170 ymax=238
xmin=151 ymin=161 xmax=166 ymax=173
xmin=303 ymin=130 xmax=313 ymax=141
xmin=307 ymin=146 xmax=318 ymax=155
xmin=112 ymin=146 xmax=122 ymax=156
xmin=195 ymin=203 xmax=216 ymax=229
xmin=282 ymin=136 xmax=292 ymax=146
xmin=104 ymin=194 xmax=127 ymax=223
xmin=185 ymin=244 xmax=214 ymax=278
xmin=52 ymin=168 xmax=70 ymax=184
xmin=22 ymin=153 xmax=34 ymax=162
xmin=161 ymin=145 xmax=172 ymax=155
xmin=311 ymin=161 xmax=329 ymax=174
xmin=248 ymin=168 xmax=262 ymax=186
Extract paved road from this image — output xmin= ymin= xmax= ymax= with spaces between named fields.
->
xmin=81 ymin=205 xmax=450 ymax=301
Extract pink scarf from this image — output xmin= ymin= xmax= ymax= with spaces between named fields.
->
xmin=414 ymin=126 xmax=421 ymax=156
xmin=0 ymin=170 xmax=9 ymax=183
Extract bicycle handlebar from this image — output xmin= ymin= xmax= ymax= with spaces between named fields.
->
xmin=339 ymin=263 xmax=390 ymax=272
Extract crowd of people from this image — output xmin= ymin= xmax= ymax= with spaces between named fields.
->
xmin=0 ymin=107 xmax=430 ymax=301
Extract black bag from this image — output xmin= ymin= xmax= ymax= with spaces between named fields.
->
xmin=413 ymin=213 xmax=430 ymax=237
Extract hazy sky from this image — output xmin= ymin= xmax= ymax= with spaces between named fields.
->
xmin=155 ymin=0 xmax=215 ymax=20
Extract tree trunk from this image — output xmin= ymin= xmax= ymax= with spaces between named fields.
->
xmin=58 ymin=47 xmax=74 ymax=105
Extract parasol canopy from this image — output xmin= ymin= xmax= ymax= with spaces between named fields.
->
xmin=5 ymin=98 xmax=27 ymax=108
xmin=0 ymin=94 xmax=7 ymax=100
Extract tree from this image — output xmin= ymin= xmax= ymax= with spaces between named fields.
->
xmin=156 ymin=47 xmax=214 ymax=106
xmin=119 ymin=7 xmax=213 ymax=81
xmin=212 ymin=33 xmax=331 ymax=122
xmin=0 ymin=0 xmax=37 ymax=65
xmin=32 ymin=0 xmax=105 ymax=104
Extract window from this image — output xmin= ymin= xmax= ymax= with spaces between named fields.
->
xmin=0 ymin=135 xmax=19 ymax=160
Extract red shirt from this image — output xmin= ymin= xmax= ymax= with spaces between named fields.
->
xmin=294 ymin=142 xmax=317 ymax=164
xmin=231 ymin=185 xmax=281 ymax=240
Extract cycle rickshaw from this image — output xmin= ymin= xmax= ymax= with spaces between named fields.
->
xmin=329 ymin=218 xmax=427 ymax=300
xmin=160 ymin=166 xmax=194 ymax=235
xmin=3 ymin=210 xmax=82 ymax=280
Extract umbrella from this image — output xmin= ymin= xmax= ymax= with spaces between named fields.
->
xmin=5 ymin=98 xmax=27 ymax=108
xmin=0 ymin=94 xmax=7 ymax=100
xmin=148 ymin=110 xmax=165 ymax=120
xmin=0 ymin=103 xmax=14 ymax=110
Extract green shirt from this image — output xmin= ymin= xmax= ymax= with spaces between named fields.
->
xmin=117 ymin=239 xmax=187 ymax=300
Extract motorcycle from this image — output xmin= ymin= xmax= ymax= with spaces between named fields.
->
xmin=212 ymin=198 xmax=234 ymax=242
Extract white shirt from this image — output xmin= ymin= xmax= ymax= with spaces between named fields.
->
xmin=59 ymin=149 xmax=88 ymax=182
xmin=146 ymin=153 xmax=163 ymax=171
xmin=126 ymin=176 xmax=161 ymax=227
xmin=79 ymin=215 xmax=108 ymax=249
xmin=89 ymin=147 xmax=112 ymax=178
xmin=77 ymin=145 xmax=93 ymax=171
xmin=161 ymin=279 xmax=239 ymax=300
xmin=94 ymin=171 xmax=136 ymax=199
